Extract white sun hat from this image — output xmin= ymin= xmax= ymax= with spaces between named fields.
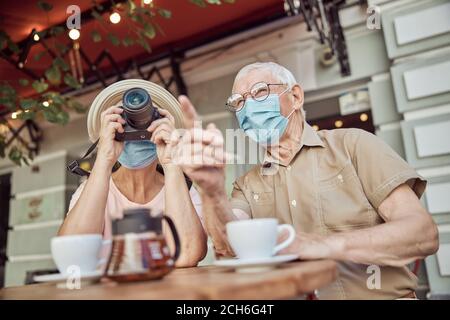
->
xmin=87 ymin=79 xmax=184 ymax=142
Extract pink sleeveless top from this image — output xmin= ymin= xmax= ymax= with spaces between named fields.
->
xmin=68 ymin=178 xmax=204 ymax=240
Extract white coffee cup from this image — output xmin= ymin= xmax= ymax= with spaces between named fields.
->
xmin=226 ymin=218 xmax=296 ymax=260
xmin=51 ymin=234 xmax=110 ymax=275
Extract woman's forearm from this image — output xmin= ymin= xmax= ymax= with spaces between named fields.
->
xmin=163 ymin=164 xmax=207 ymax=267
xmin=58 ymin=159 xmax=112 ymax=235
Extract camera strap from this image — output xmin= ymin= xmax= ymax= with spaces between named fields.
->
xmin=67 ymin=139 xmax=193 ymax=189
xmin=67 ymin=139 xmax=100 ymax=177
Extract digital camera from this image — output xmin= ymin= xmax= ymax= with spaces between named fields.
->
xmin=115 ymin=88 xmax=161 ymax=141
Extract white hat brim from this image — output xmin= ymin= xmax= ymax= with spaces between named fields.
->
xmin=87 ymin=79 xmax=184 ymax=142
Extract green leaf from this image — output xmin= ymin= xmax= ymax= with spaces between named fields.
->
xmin=0 ymin=136 xmax=5 ymax=158
xmin=137 ymin=34 xmax=151 ymax=53
xmin=56 ymin=109 xmax=69 ymax=125
xmin=42 ymin=105 xmax=69 ymax=124
xmin=55 ymin=43 xmax=69 ymax=55
xmin=131 ymin=12 xmax=145 ymax=24
xmin=33 ymin=51 xmax=46 ymax=61
xmin=22 ymin=156 xmax=30 ymax=166
xmin=107 ymin=33 xmax=121 ymax=46
xmin=93 ymin=0 xmax=104 ymax=11
xmin=53 ymin=57 xmax=69 ymax=72
xmin=18 ymin=79 xmax=29 ymax=86
xmin=143 ymin=23 xmax=156 ymax=39
xmin=190 ymin=0 xmax=206 ymax=7
xmin=0 ymin=84 xmax=16 ymax=96
xmin=8 ymin=146 xmax=23 ymax=166
xmin=0 ymin=84 xmax=16 ymax=110
xmin=0 ymin=97 xmax=16 ymax=110
xmin=32 ymin=80 xmax=49 ymax=93
xmin=63 ymin=74 xmax=82 ymax=89
xmin=127 ymin=0 xmax=136 ymax=13
xmin=50 ymin=26 xmax=65 ymax=36
xmin=17 ymin=110 xmax=36 ymax=120
xmin=91 ymin=30 xmax=102 ymax=43
xmin=43 ymin=91 xmax=65 ymax=106
xmin=122 ymin=36 xmax=135 ymax=47
xmin=43 ymin=108 xmax=57 ymax=123
xmin=157 ymin=9 xmax=172 ymax=19
xmin=67 ymin=99 xmax=86 ymax=113
xmin=20 ymin=99 xmax=37 ymax=110
xmin=37 ymin=1 xmax=53 ymax=12
xmin=153 ymin=22 xmax=166 ymax=37
xmin=91 ymin=10 xmax=105 ymax=24
xmin=45 ymin=64 xmax=61 ymax=86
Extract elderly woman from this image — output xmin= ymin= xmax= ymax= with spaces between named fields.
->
xmin=58 ymin=81 xmax=207 ymax=267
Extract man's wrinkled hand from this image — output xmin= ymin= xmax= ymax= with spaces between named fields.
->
xmin=172 ymin=95 xmax=229 ymax=196
xmin=278 ymin=230 xmax=337 ymax=260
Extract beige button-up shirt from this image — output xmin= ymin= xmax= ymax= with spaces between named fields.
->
xmin=230 ymin=121 xmax=426 ymax=299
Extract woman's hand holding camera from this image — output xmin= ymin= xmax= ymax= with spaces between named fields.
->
xmin=97 ymin=105 xmax=126 ymax=169
xmin=148 ymin=108 xmax=177 ymax=168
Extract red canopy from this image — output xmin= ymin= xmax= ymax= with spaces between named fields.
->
xmin=0 ymin=0 xmax=283 ymax=99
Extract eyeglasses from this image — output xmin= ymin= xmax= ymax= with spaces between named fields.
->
xmin=226 ymin=82 xmax=287 ymax=112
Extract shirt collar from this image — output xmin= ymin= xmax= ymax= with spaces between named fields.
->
xmin=262 ymin=121 xmax=324 ymax=167
xmin=301 ymin=121 xmax=325 ymax=148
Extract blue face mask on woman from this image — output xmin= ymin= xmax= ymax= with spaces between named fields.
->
xmin=236 ymin=88 xmax=295 ymax=145
xmin=118 ymin=140 xmax=157 ymax=169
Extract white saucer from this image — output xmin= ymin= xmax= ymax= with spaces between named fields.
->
xmin=33 ymin=270 xmax=103 ymax=285
xmin=213 ymin=254 xmax=299 ymax=273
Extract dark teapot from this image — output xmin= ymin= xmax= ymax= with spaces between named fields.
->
xmin=104 ymin=208 xmax=180 ymax=282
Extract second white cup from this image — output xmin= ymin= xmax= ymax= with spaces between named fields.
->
xmin=226 ymin=218 xmax=296 ymax=260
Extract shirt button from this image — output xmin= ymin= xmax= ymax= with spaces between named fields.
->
xmin=253 ymin=194 xmax=259 ymax=201
xmin=287 ymin=165 xmax=291 ymax=171
xmin=337 ymin=174 xmax=344 ymax=182
xmin=291 ymin=200 xmax=297 ymax=207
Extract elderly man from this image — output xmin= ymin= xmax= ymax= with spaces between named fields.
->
xmin=175 ymin=62 xmax=439 ymax=299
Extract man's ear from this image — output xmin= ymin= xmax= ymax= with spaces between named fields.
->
xmin=291 ymin=84 xmax=304 ymax=110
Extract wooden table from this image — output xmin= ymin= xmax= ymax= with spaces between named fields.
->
xmin=0 ymin=260 xmax=337 ymax=300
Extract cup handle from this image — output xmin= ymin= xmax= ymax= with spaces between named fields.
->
xmin=97 ymin=239 xmax=112 ymax=267
xmin=162 ymin=215 xmax=181 ymax=262
xmin=273 ymin=224 xmax=296 ymax=255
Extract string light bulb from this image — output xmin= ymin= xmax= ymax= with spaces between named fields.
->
xmin=68 ymin=29 xmax=80 ymax=40
xmin=360 ymin=113 xmax=368 ymax=122
xmin=33 ymin=33 xmax=40 ymax=41
xmin=42 ymin=101 xmax=50 ymax=107
xmin=109 ymin=12 xmax=121 ymax=24
xmin=312 ymin=125 xmax=319 ymax=131
xmin=334 ymin=120 xmax=343 ymax=128
xmin=11 ymin=112 xmax=18 ymax=119
xmin=143 ymin=0 xmax=153 ymax=4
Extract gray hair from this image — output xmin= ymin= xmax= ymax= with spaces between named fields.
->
xmin=233 ymin=62 xmax=305 ymax=118
xmin=233 ymin=62 xmax=298 ymax=90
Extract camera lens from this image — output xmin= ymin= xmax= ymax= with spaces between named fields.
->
xmin=122 ymin=88 xmax=155 ymax=130
xmin=125 ymin=91 xmax=146 ymax=108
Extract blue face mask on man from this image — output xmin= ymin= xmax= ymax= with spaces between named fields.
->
xmin=236 ymin=88 xmax=295 ymax=145
xmin=118 ymin=140 xmax=157 ymax=169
